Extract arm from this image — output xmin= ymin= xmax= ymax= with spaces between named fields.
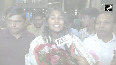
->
xmin=72 ymin=34 xmax=97 ymax=65
xmin=25 ymin=36 xmax=45 ymax=65
xmin=72 ymin=55 xmax=89 ymax=65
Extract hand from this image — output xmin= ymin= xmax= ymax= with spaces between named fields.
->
xmin=71 ymin=54 xmax=89 ymax=65
xmin=67 ymin=58 xmax=75 ymax=65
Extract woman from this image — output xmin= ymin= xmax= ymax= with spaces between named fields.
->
xmin=25 ymin=8 xmax=92 ymax=65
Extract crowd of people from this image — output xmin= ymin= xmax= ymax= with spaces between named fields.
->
xmin=0 ymin=5 xmax=116 ymax=65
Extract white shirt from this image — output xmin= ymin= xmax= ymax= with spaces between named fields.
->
xmin=83 ymin=34 xmax=116 ymax=65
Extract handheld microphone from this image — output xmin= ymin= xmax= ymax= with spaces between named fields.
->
xmin=64 ymin=44 xmax=78 ymax=65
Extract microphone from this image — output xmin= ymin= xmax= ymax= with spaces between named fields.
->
xmin=64 ymin=44 xmax=78 ymax=65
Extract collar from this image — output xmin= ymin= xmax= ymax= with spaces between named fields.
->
xmin=7 ymin=29 xmax=28 ymax=39
xmin=95 ymin=33 xmax=116 ymax=43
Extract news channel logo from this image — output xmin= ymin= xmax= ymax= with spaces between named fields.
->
xmin=105 ymin=4 xmax=113 ymax=11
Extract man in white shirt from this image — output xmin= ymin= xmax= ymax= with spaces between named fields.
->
xmin=83 ymin=12 xmax=116 ymax=65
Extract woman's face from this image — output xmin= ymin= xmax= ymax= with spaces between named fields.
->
xmin=48 ymin=10 xmax=64 ymax=33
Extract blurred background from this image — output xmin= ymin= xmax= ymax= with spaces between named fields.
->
xmin=0 ymin=0 xmax=116 ymax=30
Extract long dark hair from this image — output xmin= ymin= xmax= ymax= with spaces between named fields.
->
xmin=42 ymin=8 xmax=71 ymax=43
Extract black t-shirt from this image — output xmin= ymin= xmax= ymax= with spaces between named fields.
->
xmin=0 ymin=29 xmax=35 ymax=65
